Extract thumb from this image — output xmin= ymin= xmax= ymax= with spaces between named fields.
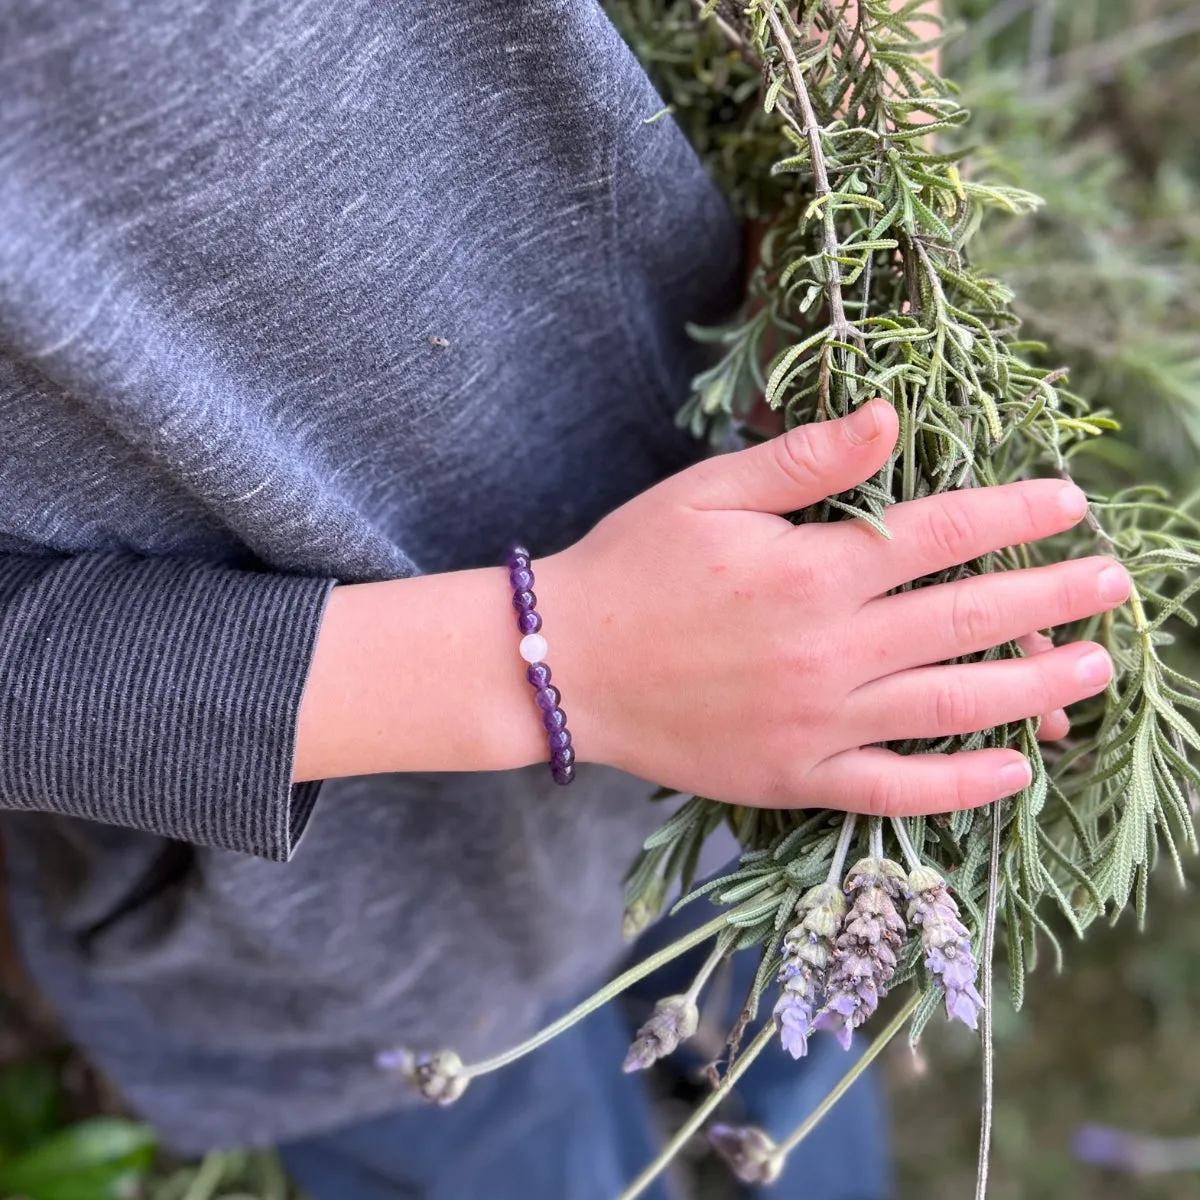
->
xmin=679 ymin=399 xmax=898 ymax=513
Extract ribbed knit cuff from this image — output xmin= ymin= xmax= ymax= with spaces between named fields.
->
xmin=0 ymin=553 xmax=336 ymax=860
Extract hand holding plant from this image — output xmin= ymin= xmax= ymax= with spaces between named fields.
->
xmin=385 ymin=4 xmax=1200 ymax=1196
xmin=547 ymin=400 xmax=1126 ymax=814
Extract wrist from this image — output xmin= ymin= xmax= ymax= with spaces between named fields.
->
xmin=522 ymin=547 xmax=610 ymax=768
xmin=294 ymin=567 xmax=550 ymax=781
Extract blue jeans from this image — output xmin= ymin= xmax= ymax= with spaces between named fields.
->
xmin=280 ymin=899 xmax=893 ymax=1200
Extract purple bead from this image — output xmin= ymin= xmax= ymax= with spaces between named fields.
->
xmin=547 ymin=728 xmax=572 ymax=752
xmin=512 ymin=589 xmax=537 ymax=612
xmin=509 ymin=567 xmax=535 ymax=592
xmin=551 ymin=745 xmax=576 ymax=769
xmin=551 ymin=762 xmax=576 ymax=786
xmin=526 ymin=662 xmax=552 ymax=689
xmin=542 ymin=707 xmax=568 ymax=732
xmin=517 ymin=609 xmax=543 ymax=636
xmin=534 ymin=685 xmax=561 ymax=711
xmin=506 ymin=545 xmax=531 ymax=570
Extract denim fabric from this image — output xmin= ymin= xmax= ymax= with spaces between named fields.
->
xmin=280 ymin=1002 xmax=676 ymax=1200
xmin=0 ymin=0 xmax=743 ymax=1154
xmin=281 ymin=890 xmax=892 ymax=1200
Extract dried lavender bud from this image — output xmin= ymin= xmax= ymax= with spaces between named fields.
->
xmin=815 ymin=857 xmax=908 ymax=1049
xmin=622 ymin=994 xmax=700 ymax=1073
xmin=378 ymin=1048 xmax=469 ymax=1105
xmin=708 ymin=1123 xmax=783 ymax=1186
xmin=773 ymin=881 xmax=845 ymax=1059
xmin=907 ymin=864 xmax=985 ymax=1031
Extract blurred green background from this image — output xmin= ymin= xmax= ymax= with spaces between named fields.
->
xmin=0 ymin=1 xmax=1196 ymax=1197
xmin=888 ymin=2 xmax=1200 ymax=1198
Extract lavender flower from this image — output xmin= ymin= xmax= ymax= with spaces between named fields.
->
xmin=773 ymin=882 xmax=845 ymax=1059
xmin=708 ymin=1123 xmax=783 ymax=1185
xmin=623 ymin=994 xmax=699 ymax=1072
xmin=815 ymin=858 xmax=908 ymax=1049
xmin=378 ymin=1048 xmax=469 ymax=1105
xmin=907 ymin=864 xmax=984 ymax=1030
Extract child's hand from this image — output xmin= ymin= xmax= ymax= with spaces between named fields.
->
xmin=544 ymin=400 xmax=1129 ymax=816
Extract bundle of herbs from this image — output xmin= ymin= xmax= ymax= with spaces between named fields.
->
xmin=385 ymin=3 xmax=1200 ymax=1195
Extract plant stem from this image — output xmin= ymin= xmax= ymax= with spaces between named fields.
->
xmin=463 ymin=908 xmax=732 ymax=1079
xmin=776 ymin=990 xmax=922 ymax=1158
xmin=615 ymin=1021 xmax=776 ymax=1200
xmin=685 ymin=940 xmax=729 ymax=1005
xmin=868 ymin=815 xmax=884 ymax=859
xmin=690 ymin=0 xmax=746 ymax=50
xmin=182 ymin=1153 xmax=227 ymax=1200
xmin=826 ymin=812 xmax=858 ymax=884
xmin=763 ymin=2 xmax=857 ymax=350
xmin=890 ymin=817 xmax=923 ymax=872
xmin=975 ymin=801 xmax=1003 ymax=1200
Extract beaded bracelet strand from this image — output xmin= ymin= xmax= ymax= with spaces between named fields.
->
xmin=505 ymin=544 xmax=575 ymax=785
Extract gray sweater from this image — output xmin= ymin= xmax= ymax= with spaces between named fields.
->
xmin=0 ymin=0 xmax=740 ymax=1153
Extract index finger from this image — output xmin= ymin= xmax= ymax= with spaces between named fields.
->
xmin=833 ymin=479 xmax=1089 ymax=599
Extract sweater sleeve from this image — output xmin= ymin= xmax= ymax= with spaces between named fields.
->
xmin=0 ymin=551 xmax=336 ymax=861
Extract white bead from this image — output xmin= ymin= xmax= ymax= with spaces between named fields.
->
xmin=519 ymin=633 xmax=549 ymax=663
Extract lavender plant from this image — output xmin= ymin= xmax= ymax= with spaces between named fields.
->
xmin=382 ymin=3 xmax=1200 ymax=1195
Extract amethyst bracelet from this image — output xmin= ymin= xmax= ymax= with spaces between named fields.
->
xmin=506 ymin=544 xmax=575 ymax=786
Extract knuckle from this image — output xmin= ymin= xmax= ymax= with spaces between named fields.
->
xmin=786 ymin=634 xmax=834 ymax=680
xmin=865 ymin=772 xmax=907 ymax=818
xmin=950 ymin=587 xmax=996 ymax=649
xmin=775 ymin=760 xmax=814 ymax=807
xmin=1025 ymin=664 xmax=1058 ymax=712
xmin=1019 ymin=485 xmax=1048 ymax=534
xmin=1058 ymin=572 xmax=1085 ymax=620
xmin=934 ymin=678 xmax=979 ymax=731
xmin=921 ymin=499 xmax=976 ymax=564
xmin=774 ymin=426 xmax=830 ymax=485
xmin=950 ymin=764 xmax=981 ymax=811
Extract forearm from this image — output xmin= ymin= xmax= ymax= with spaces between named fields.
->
xmin=292 ymin=559 xmax=588 ymax=782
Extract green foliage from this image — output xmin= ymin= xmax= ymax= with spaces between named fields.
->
xmin=944 ymin=0 xmax=1200 ymax=493
xmin=147 ymin=1151 xmax=296 ymax=1200
xmin=385 ymin=4 xmax=1200 ymax=1194
xmin=0 ymin=1057 xmax=299 ymax=1200
xmin=610 ymin=0 xmax=1200 ymax=1044
xmin=0 ymin=1061 xmax=62 ymax=1163
xmin=0 ymin=1062 xmax=155 ymax=1200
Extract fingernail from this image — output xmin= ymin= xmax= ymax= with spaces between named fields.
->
xmin=999 ymin=759 xmax=1032 ymax=792
xmin=846 ymin=401 xmax=882 ymax=444
xmin=1097 ymin=564 xmax=1130 ymax=603
xmin=1058 ymin=484 xmax=1088 ymax=520
xmin=1076 ymin=648 xmax=1112 ymax=688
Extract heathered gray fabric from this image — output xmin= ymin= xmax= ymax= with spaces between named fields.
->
xmin=0 ymin=0 xmax=741 ymax=1155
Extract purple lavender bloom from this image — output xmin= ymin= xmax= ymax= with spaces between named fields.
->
xmin=708 ymin=1124 xmax=782 ymax=1185
xmin=772 ymin=883 xmax=844 ymax=1059
xmin=1069 ymin=1123 xmax=1200 ymax=1174
xmin=814 ymin=991 xmax=858 ymax=1050
xmin=774 ymin=978 xmax=817 ymax=1058
xmin=1072 ymin=1124 xmax=1144 ymax=1169
xmin=907 ymin=865 xmax=984 ymax=1031
xmin=622 ymin=994 xmax=699 ymax=1073
xmin=816 ymin=858 xmax=908 ymax=1049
